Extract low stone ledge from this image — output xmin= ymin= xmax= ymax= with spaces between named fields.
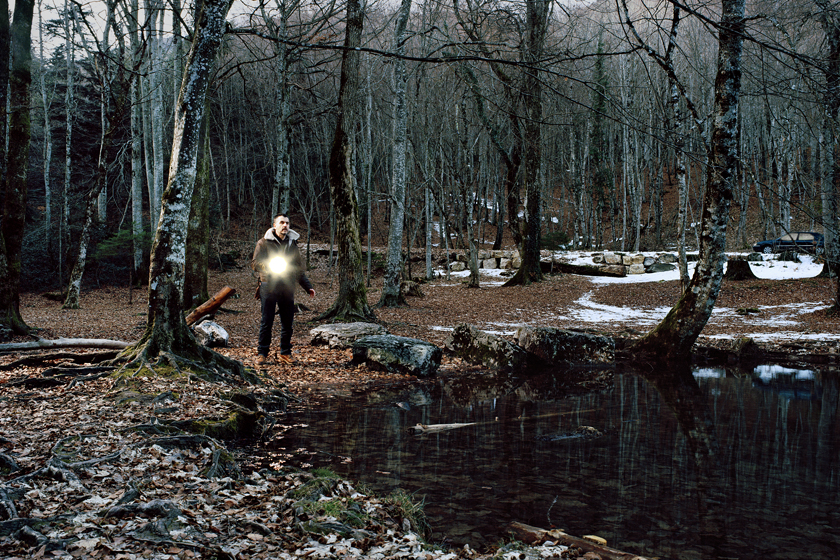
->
xmin=310 ymin=322 xmax=388 ymax=349
xmin=444 ymin=324 xmax=527 ymax=372
xmin=351 ymin=335 xmax=442 ymax=377
xmin=514 ymin=326 xmax=615 ymax=365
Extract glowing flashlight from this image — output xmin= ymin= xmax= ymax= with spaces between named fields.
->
xmin=268 ymin=256 xmax=287 ymax=274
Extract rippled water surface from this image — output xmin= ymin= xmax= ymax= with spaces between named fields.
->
xmin=256 ymin=365 xmax=840 ymax=559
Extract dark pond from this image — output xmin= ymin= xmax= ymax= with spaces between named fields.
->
xmin=250 ymin=364 xmax=840 ymax=560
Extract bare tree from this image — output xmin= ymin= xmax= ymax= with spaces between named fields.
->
xmin=817 ymin=0 xmax=840 ymax=306
xmin=632 ymin=0 xmax=746 ymax=361
xmin=318 ymin=0 xmax=376 ymax=322
xmin=118 ymin=0 xmax=252 ymax=381
xmin=37 ymin=0 xmax=55 ymax=261
xmin=0 ymin=0 xmax=35 ymax=339
xmin=379 ymin=0 xmax=413 ymax=307
xmin=0 ymin=0 xmax=8 ymax=191
xmin=129 ymin=0 xmax=146 ymax=285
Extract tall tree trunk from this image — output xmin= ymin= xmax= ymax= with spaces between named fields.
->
xmin=0 ymin=0 xmax=34 ymax=339
xmin=151 ymin=3 xmax=166 ymax=227
xmin=120 ymin=0 xmax=250 ymax=383
xmin=425 ymin=182 xmax=434 ymax=280
xmin=184 ymin=115 xmax=211 ymax=310
xmin=503 ymin=0 xmax=548 ymax=287
xmin=63 ymin=0 xmax=75 ymax=284
xmin=632 ymin=0 xmax=746 ymax=361
xmin=0 ymin=0 xmax=9 ymax=197
xmin=263 ymin=0 xmax=293 ymax=217
xmin=318 ymin=0 xmax=375 ymax=322
xmin=38 ymin=1 xmax=54 ymax=266
xmin=817 ymin=0 xmax=840 ymax=303
xmin=130 ymin=0 xmax=145 ymax=285
xmin=379 ymin=0 xmax=412 ymax=307
xmin=96 ymin=0 xmax=115 ymax=223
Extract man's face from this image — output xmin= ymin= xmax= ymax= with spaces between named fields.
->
xmin=274 ymin=216 xmax=290 ymax=236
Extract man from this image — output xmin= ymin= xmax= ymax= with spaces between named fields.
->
xmin=251 ymin=213 xmax=315 ymax=365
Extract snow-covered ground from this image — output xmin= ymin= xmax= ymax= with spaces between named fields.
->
xmin=435 ymin=252 xmax=836 ymax=342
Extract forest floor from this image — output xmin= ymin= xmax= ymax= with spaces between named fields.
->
xmin=1 ymin=244 xmax=838 ymax=559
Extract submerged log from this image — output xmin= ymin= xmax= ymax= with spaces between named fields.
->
xmin=186 ymin=286 xmax=236 ymax=325
xmin=509 ymin=521 xmax=650 ymax=560
xmin=412 ymin=422 xmax=477 ymax=433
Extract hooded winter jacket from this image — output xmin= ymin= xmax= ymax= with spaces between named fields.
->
xmin=250 ymin=228 xmax=313 ymax=298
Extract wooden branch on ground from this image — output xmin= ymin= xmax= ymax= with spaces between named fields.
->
xmin=0 ymin=338 xmax=129 ymax=352
xmin=0 ymin=351 xmax=119 ymax=370
xmin=185 ymin=286 xmax=236 ymax=325
xmin=3 ymin=365 xmax=117 ymax=388
xmin=509 ymin=521 xmax=650 ymax=560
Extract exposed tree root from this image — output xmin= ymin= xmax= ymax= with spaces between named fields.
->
xmin=316 ymin=300 xmax=377 ymax=324
xmin=0 ymin=453 xmax=20 ymax=476
xmin=104 ymin=498 xmax=182 ymax=520
xmin=0 ymin=351 xmax=118 ymax=370
xmin=113 ymin=336 xmax=261 ymax=386
xmin=501 ymin=264 xmax=541 ymax=287
xmin=3 ymin=365 xmax=117 ymax=389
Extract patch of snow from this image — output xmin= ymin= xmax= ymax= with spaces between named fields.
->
xmin=694 ymin=367 xmax=725 ymax=378
xmin=705 ymin=331 xmax=840 ymax=342
xmin=753 ymin=364 xmax=815 ymax=381
xmin=568 ymin=292 xmax=673 ymax=325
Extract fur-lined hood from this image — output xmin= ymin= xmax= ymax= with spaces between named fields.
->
xmin=264 ymin=228 xmax=300 ymax=243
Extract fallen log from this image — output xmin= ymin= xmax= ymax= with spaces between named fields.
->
xmin=413 ymin=422 xmax=477 ymax=433
xmin=509 ymin=521 xmax=650 ymax=560
xmin=185 ymin=286 xmax=236 ymax=326
xmin=0 ymin=338 xmax=129 ymax=352
xmin=0 ymin=351 xmax=118 ymax=370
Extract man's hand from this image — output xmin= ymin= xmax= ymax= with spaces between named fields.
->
xmin=307 ymin=289 xmax=316 ymax=298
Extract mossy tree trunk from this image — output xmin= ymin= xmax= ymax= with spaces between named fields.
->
xmin=0 ymin=0 xmax=35 ymax=340
xmin=119 ymin=0 xmax=252 ymax=382
xmin=184 ymin=115 xmax=211 ymax=310
xmin=817 ymin=0 xmax=840 ymax=309
xmin=319 ymin=0 xmax=376 ymax=323
xmin=631 ymin=0 xmax=745 ymax=362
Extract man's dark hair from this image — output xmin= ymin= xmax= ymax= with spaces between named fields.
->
xmin=273 ymin=213 xmax=289 ymax=222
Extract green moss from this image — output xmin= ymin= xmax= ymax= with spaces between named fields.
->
xmin=172 ymin=410 xmax=262 ymax=440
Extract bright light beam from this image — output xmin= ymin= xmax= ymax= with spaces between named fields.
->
xmin=269 ymin=256 xmax=287 ymax=274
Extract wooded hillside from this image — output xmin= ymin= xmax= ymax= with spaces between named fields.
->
xmin=4 ymin=0 xmax=838 ymax=294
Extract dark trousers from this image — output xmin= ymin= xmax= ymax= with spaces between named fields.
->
xmin=258 ymin=284 xmax=296 ymax=357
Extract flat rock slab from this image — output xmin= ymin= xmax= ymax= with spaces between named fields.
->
xmin=352 ymin=335 xmax=442 ymax=377
xmin=310 ymin=322 xmax=388 ymax=349
xmin=515 ymin=326 xmax=615 ymax=365
xmin=444 ymin=323 xmax=527 ymax=372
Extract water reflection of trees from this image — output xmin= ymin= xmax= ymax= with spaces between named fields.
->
xmin=641 ymin=365 xmax=725 ymax=558
xmin=270 ymin=366 xmax=840 ymax=558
